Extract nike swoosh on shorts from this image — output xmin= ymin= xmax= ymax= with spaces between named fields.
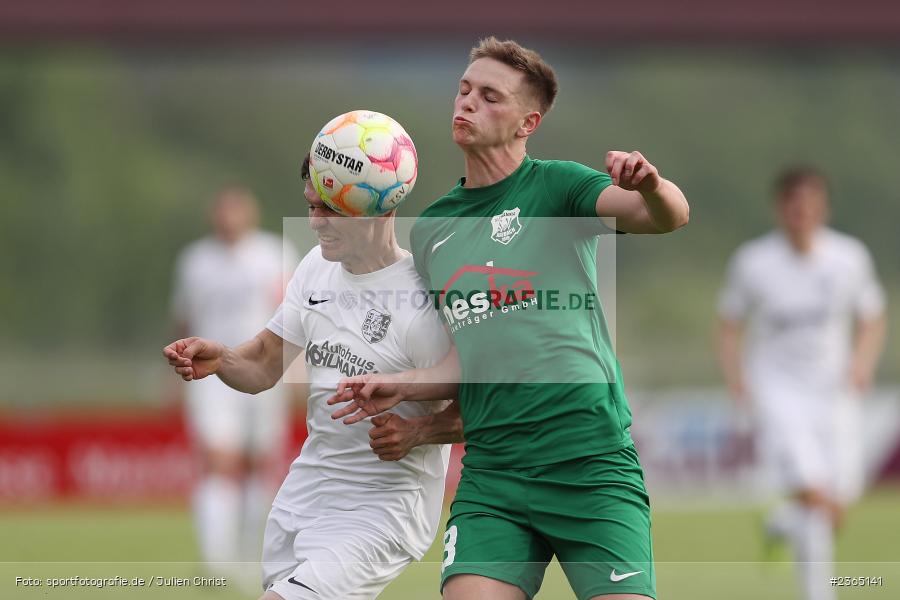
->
xmin=287 ymin=576 xmax=318 ymax=594
xmin=609 ymin=569 xmax=643 ymax=582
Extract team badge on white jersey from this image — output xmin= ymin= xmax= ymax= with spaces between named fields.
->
xmin=490 ymin=207 xmax=522 ymax=245
xmin=361 ymin=308 xmax=392 ymax=343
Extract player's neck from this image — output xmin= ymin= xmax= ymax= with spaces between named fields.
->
xmin=215 ymin=229 xmax=251 ymax=247
xmin=462 ymin=145 xmax=526 ymax=188
xmin=341 ymin=242 xmax=406 ymax=275
xmin=784 ymin=229 xmax=819 ymax=255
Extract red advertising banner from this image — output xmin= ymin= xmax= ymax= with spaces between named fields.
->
xmin=0 ymin=408 xmax=465 ymax=504
xmin=0 ymin=408 xmax=274 ymax=503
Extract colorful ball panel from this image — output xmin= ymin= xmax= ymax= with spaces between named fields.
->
xmin=308 ymin=110 xmax=418 ymax=216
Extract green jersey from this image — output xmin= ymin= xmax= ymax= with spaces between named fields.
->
xmin=410 ymin=156 xmax=633 ymax=468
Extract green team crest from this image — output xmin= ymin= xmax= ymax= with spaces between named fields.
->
xmin=490 ymin=207 xmax=522 ymax=244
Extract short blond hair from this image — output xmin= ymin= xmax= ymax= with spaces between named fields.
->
xmin=469 ymin=37 xmax=558 ymax=115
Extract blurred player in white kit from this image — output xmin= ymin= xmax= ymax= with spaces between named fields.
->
xmin=716 ymin=166 xmax=886 ymax=600
xmin=165 ymin=155 xmax=462 ymax=600
xmin=170 ymin=187 xmax=298 ymax=573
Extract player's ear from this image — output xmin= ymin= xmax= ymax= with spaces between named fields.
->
xmin=517 ymin=110 xmax=542 ymax=138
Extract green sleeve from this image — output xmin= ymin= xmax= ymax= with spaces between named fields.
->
xmin=409 ymin=219 xmax=431 ymax=283
xmin=542 ymin=160 xmax=613 ymax=219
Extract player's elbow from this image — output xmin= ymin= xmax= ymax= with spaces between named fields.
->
xmin=650 ymin=211 xmax=688 ymax=234
xmin=665 ymin=202 xmax=690 ymax=232
xmin=254 ymin=371 xmax=281 ymax=395
xmin=239 ymin=365 xmax=280 ymax=395
xmin=676 ymin=202 xmax=690 ymax=228
xmin=248 ymin=381 xmax=275 ymax=395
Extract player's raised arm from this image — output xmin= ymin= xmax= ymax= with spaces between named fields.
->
xmin=596 ymin=150 xmax=689 ymax=234
xmin=163 ymin=328 xmax=301 ymax=394
xmin=328 ymin=346 xmax=461 ymax=424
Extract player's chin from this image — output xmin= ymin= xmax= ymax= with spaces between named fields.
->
xmin=451 ymin=125 xmax=476 ymax=146
xmin=318 ymin=239 xmax=344 ymax=262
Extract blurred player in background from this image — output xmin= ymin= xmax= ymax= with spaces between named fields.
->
xmin=165 ymin=155 xmax=463 ymax=600
xmin=170 ymin=187 xmax=298 ymax=574
xmin=716 ymin=166 xmax=886 ymax=600
xmin=331 ymin=37 xmax=689 ymax=600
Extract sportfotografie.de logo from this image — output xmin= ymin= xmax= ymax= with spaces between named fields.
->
xmin=432 ymin=261 xmax=598 ymax=333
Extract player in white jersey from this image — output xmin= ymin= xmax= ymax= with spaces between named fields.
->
xmin=716 ymin=166 xmax=886 ymax=600
xmin=171 ymin=187 xmax=298 ymax=573
xmin=165 ymin=155 xmax=463 ymax=600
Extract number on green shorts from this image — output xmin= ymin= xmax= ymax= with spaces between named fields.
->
xmin=442 ymin=525 xmax=458 ymax=571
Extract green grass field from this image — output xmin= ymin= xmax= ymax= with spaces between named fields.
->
xmin=2 ymin=487 xmax=898 ymax=599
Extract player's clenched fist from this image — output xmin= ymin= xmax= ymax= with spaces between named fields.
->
xmin=368 ymin=413 xmax=423 ymax=461
xmin=606 ymin=150 xmax=662 ymax=194
xmin=162 ymin=336 xmax=225 ymax=381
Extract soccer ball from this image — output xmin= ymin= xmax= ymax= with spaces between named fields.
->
xmin=308 ymin=110 xmax=418 ymax=217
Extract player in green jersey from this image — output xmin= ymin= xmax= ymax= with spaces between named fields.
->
xmin=329 ymin=37 xmax=689 ymax=600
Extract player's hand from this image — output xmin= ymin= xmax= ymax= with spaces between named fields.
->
xmin=606 ymin=150 xmax=662 ymax=194
xmin=162 ymin=337 xmax=225 ymax=381
xmin=327 ymin=374 xmax=407 ymax=424
xmin=367 ymin=413 xmax=424 ymax=461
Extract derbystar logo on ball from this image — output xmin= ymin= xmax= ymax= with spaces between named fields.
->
xmin=312 ymin=142 xmax=365 ymax=175
xmin=309 ymin=110 xmax=418 ymax=217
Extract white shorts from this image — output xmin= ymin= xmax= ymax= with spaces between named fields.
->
xmin=186 ymin=377 xmax=288 ymax=456
xmin=753 ymin=391 xmax=863 ymax=504
xmin=261 ymin=505 xmax=414 ymax=600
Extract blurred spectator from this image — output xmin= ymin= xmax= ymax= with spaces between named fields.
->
xmin=170 ymin=187 xmax=297 ymax=574
xmin=716 ymin=166 xmax=886 ymax=600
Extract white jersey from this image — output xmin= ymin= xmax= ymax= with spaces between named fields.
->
xmin=172 ymin=231 xmax=294 ymax=346
xmin=172 ymin=231 xmax=298 ymax=452
xmin=718 ymin=228 xmax=884 ymax=396
xmin=266 ymin=246 xmax=452 ymax=559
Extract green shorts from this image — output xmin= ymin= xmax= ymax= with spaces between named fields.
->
xmin=440 ymin=444 xmax=655 ymax=600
